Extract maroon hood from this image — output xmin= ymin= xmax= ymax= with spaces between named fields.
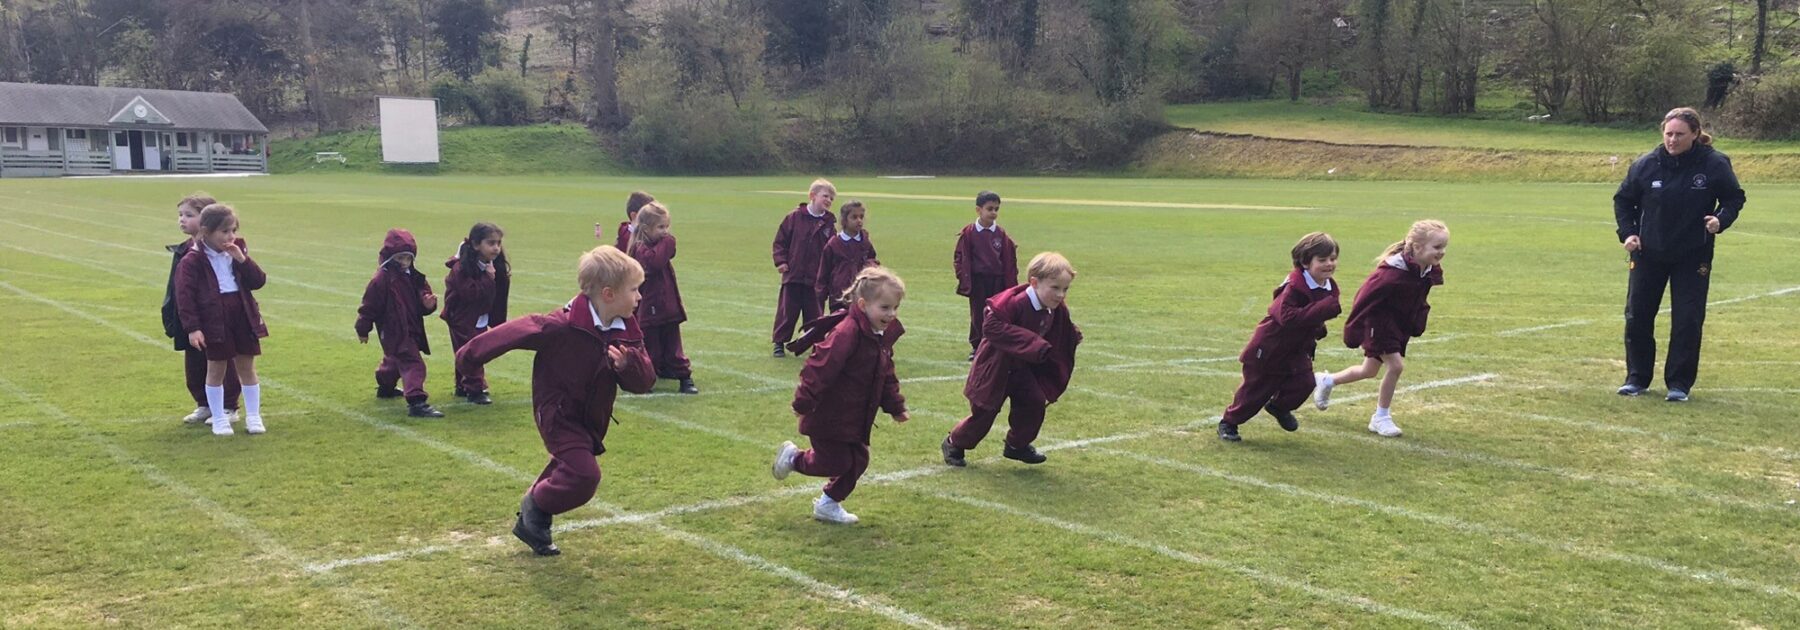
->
xmin=379 ymin=228 xmax=419 ymax=265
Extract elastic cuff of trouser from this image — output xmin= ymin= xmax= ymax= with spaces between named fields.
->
xmin=405 ymin=395 xmax=429 ymax=404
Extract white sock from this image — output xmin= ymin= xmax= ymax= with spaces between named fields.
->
xmin=205 ymin=385 xmax=226 ymax=420
xmin=818 ymin=493 xmax=835 ymax=505
xmin=1321 ymin=373 xmax=1334 ymax=387
xmin=1376 ymin=406 xmax=1390 ymax=417
xmin=243 ymin=384 xmax=261 ymax=417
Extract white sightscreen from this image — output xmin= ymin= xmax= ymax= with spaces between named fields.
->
xmin=378 ymin=97 xmax=440 ymax=163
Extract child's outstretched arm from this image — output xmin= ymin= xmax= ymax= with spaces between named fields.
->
xmin=457 ymin=312 xmax=555 ymax=372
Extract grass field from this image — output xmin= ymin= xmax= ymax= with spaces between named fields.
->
xmin=2 ymin=173 xmax=1798 ymax=628
xmin=1165 ymin=101 xmax=1800 ymax=155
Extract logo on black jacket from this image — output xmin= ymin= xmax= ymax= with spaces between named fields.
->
xmin=1692 ymin=174 xmax=1708 ymax=189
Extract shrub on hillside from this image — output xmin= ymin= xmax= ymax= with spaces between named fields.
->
xmin=1717 ymin=68 xmax=1800 ymax=140
xmin=617 ymin=47 xmax=781 ymax=172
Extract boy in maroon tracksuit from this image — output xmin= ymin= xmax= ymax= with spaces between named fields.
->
xmin=163 ymin=192 xmax=239 ymax=425
xmin=600 ymin=191 xmax=655 ymax=250
xmin=175 ymin=204 xmax=268 ymax=437
xmin=943 ymin=252 xmax=1080 ymax=467
xmin=442 ymin=222 xmax=510 ymax=405
xmin=814 ymin=200 xmax=880 ymax=313
xmin=772 ymin=267 xmax=909 ymax=525
xmin=1218 ymin=233 xmax=1342 ymax=442
xmin=456 ymin=246 xmax=656 ymax=556
xmin=356 ymin=228 xmax=444 ymax=418
xmin=1316 ymin=220 xmax=1450 ymax=438
xmin=953 ymin=191 xmax=1019 ymax=361
xmin=627 ymin=202 xmax=698 ymax=394
xmin=770 ymin=178 xmax=838 ymax=357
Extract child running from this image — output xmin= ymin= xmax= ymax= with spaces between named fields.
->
xmin=456 ymin=246 xmax=656 ymax=556
xmin=1313 ymin=220 xmax=1450 ymax=437
xmin=1218 ymin=232 xmax=1342 ymax=442
xmin=942 ymin=252 xmax=1081 ymax=467
xmin=773 ymin=266 xmax=910 ymax=525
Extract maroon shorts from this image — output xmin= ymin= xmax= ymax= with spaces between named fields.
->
xmin=204 ymin=292 xmax=262 ymax=361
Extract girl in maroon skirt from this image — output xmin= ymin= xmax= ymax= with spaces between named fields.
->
xmin=1313 ymin=220 xmax=1449 ymax=438
xmin=175 ymin=204 xmax=269 ymax=436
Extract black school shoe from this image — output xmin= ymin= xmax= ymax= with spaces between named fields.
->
xmin=772 ymin=342 xmax=786 ymax=358
xmin=453 ymin=386 xmax=468 ymax=398
xmin=1264 ymin=404 xmax=1300 ymax=432
xmin=513 ymin=493 xmax=560 ymax=556
xmin=408 ymin=401 xmax=445 ymax=418
xmin=376 ymin=386 xmax=403 ymax=399
xmin=679 ymin=378 xmax=699 ymax=395
xmin=1217 ymin=420 xmax=1241 ymax=442
xmin=466 ymin=391 xmax=492 ymax=405
xmin=941 ymin=437 xmax=967 ymax=467
xmin=1003 ymin=443 xmax=1048 ymax=464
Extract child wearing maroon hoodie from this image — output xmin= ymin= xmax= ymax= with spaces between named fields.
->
xmin=1218 ymin=233 xmax=1342 ymax=442
xmin=942 ymin=252 xmax=1081 ymax=467
xmin=456 ymin=246 xmax=656 ymax=556
xmin=174 ymin=204 xmax=268 ymax=437
xmin=814 ymin=200 xmax=880 ymax=313
xmin=627 ymin=202 xmax=698 ymax=394
xmin=163 ymin=192 xmax=239 ymax=425
xmin=953 ymin=191 xmax=1019 ymax=361
xmin=772 ymin=266 xmax=910 ymax=525
xmin=1314 ymin=220 xmax=1449 ymax=438
xmin=441 ymin=222 xmax=510 ymax=405
xmin=356 ymin=228 xmax=444 ymax=418
xmin=598 ymin=191 xmax=655 ymax=250
xmin=770 ymin=179 xmax=838 ymax=357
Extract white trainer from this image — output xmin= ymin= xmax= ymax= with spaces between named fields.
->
xmin=184 ymin=407 xmax=212 ymax=424
xmin=812 ymin=495 xmax=859 ymax=525
xmin=211 ymin=413 xmax=234 ymax=436
xmin=1312 ymin=372 xmax=1334 ymax=410
xmin=244 ymin=415 xmax=266 ymax=435
xmin=772 ymin=441 xmax=799 ymax=480
xmin=1368 ymin=412 xmax=1403 ymax=438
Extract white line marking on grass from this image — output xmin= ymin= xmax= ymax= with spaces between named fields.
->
xmin=1305 ymin=426 xmax=1794 ymax=514
xmin=0 ymin=279 xmax=951 ymax=628
xmin=0 ymin=421 xmax=35 ymax=429
xmin=1492 ymin=285 xmax=1800 ymax=338
xmin=903 ymin=485 xmax=1473 ymax=630
xmin=1093 ymin=447 xmax=1800 ymax=601
xmin=1493 ymin=409 xmax=1800 ymax=463
xmin=1496 ymin=319 xmax=1595 ymax=336
xmin=0 ymin=377 xmax=418 ymax=628
xmin=751 ymin=190 xmax=1314 ymax=211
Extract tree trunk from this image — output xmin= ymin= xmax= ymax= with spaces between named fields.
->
xmin=296 ymin=0 xmax=331 ymax=130
xmin=587 ymin=2 xmax=623 ymax=128
xmin=1751 ymin=0 xmax=1768 ymax=75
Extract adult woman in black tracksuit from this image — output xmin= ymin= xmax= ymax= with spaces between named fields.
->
xmin=1613 ymin=107 xmax=1746 ymax=402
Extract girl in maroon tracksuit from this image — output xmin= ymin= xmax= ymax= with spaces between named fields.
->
xmin=1314 ymin=220 xmax=1449 ymax=438
xmin=815 ymin=200 xmax=880 ymax=313
xmin=174 ymin=204 xmax=268 ymax=437
xmin=456 ymin=246 xmax=657 ymax=556
xmin=628 ymin=202 xmax=698 ymax=395
xmin=442 ymin=222 xmax=510 ymax=405
xmin=356 ymin=228 xmax=443 ymax=418
xmin=771 ymin=267 xmax=910 ymax=525
xmin=1218 ymin=232 xmax=1342 ymax=442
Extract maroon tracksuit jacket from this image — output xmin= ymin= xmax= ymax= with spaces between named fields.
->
xmin=442 ymin=249 xmax=510 ymax=394
xmin=1223 ymin=269 xmax=1342 ymax=425
xmin=814 ymin=231 xmax=879 ymax=308
xmin=950 ymin=284 xmax=1081 ymax=449
xmin=455 ymin=294 xmax=656 ymax=515
xmin=614 ymin=222 xmax=632 ymax=251
xmin=953 ymin=223 xmax=1019 ymax=349
xmin=356 ymin=229 xmax=437 ymax=402
xmin=790 ymin=307 xmax=906 ymax=502
xmin=174 ymin=237 xmax=268 ymax=360
xmin=1344 ymin=253 xmax=1445 ymax=357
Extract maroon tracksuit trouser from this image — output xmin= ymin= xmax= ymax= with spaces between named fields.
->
xmin=1222 ymin=366 xmax=1314 ymax=426
xmin=772 ymin=282 xmax=823 ymax=344
xmin=949 ymin=372 xmax=1047 ymax=450
xmin=530 ymin=446 xmax=603 ymax=515
xmin=643 ymin=323 xmax=692 ymax=379
xmin=965 ymin=275 xmax=1009 ymax=351
xmin=794 ymin=437 xmax=870 ymax=502
xmin=376 ymin=342 xmax=429 ymax=404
